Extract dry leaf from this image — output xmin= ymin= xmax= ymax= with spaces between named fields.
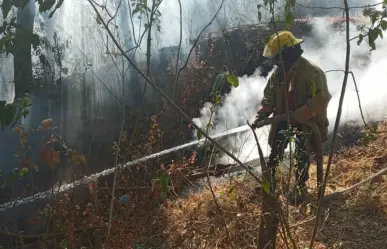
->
xmin=33 ymin=164 xmax=39 ymax=172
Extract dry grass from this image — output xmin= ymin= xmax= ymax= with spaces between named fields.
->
xmin=43 ymin=122 xmax=387 ymax=249
xmin=162 ymin=121 xmax=387 ymax=249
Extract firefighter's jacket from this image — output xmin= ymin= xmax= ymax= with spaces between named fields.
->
xmin=259 ymin=56 xmax=332 ymax=147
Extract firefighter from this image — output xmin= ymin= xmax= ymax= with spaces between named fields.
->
xmin=254 ymin=30 xmax=332 ymax=200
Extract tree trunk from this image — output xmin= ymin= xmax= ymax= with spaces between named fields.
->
xmin=14 ymin=0 xmax=36 ymax=99
xmin=14 ymin=29 xmax=34 ymax=98
xmin=258 ymin=167 xmax=279 ymax=249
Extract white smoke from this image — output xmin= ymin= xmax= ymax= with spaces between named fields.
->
xmin=192 ymin=68 xmax=273 ymax=164
xmin=192 ymin=17 xmax=387 ymax=164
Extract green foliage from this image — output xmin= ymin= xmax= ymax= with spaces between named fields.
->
xmin=257 ymin=4 xmax=262 ymax=23
xmin=195 ymin=72 xmax=240 ymax=140
xmin=132 ymin=0 xmax=153 ymax=16
xmin=212 ymin=73 xmax=225 ymax=94
xmin=1 ymin=0 xmax=61 ymax=23
xmin=130 ymin=0 xmax=163 ymax=31
xmin=17 ymin=167 xmax=28 ymax=178
xmin=357 ymin=33 xmax=364 ymax=46
xmin=258 ymin=0 xmax=296 ymax=27
xmin=160 ymin=171 xmax=169 ymax=195
xmin=257 ymin=6 xmax=262 ymax=22
xmin=362 ymin=123 xmax=378 ymax=146
xmin=151 ymin=170 xmax=169 ymax=200
xmin=96 ymin=15 xmax=102 ymax=25
xmin=0 ymin=0 xmax=63 ymax=128
xmin=1 ymin=0 xmax=13 ymax=18
xmin=0 ymin=0 xmax=62 ymax=55
xmin=357 ymin=6 xmax=387 ymax=50
xmin=0 ymin=98 xmax=31 ymax=129
xmin=284 ymin=9 xmax=295 ymax=29
xmin=134 ymin=244 xmax=147 ymax=249
xmin=12 ymin=0 xmax=29 ymax=8
xmin=228 ymin=185 xmax=235 ymax=194
xmin=283 ymin=0 xmax=296 ymax=29
xmin=211 ymin=73 xmax=239 ymax=94
xmin=262 ymin=178 xmax=270 ymax=194
xmin=278 ymin=129 xmax=291 ymax=137
xmin=226 ymin=73 xmax=239 ymax=88
xmin=37 ymin=0 xmax=56 ymax=12
xmin=196 ymin=129 xmax=203 ymax=140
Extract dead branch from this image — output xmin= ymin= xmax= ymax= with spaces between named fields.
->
xmin=325 ymin=70 xmax=369 ymax=129
xmin=206 ymin=147 xmax=232 ymax=242
xmin=248 ymin=121 xmax=298 ymax=249
xmin=174 ymin=0 xmax=226 ymax=102
xmin=309 ymin=1 xmax=352 ymax=248
xmin=87 ymin=0 xmax=262 ymax=187
xmin=173 ymin=0 xmax=183 ymax=103
xmin=296 ymin=2 xmax=384 ymax=10
xmin=321 ymin=165 xmax=387 ymax=202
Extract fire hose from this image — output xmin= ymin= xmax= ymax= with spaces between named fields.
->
xmin=253 ymin=114 xmax=324 ymax=198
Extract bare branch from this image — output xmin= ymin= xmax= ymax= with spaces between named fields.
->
xmin=173 ymin=0 xmax=183 ymax=103
xmin=325 ymin=69 xmax=369 ymax=129
xmin=107 ymin=0 xmax=122 ymax=27
xmin=87 ymin=0 xmax=262 ymax=185
xmin=322 ymin=165 xmax=387 ymax=202
xmin=296 ymin=2 xmax=383 ymax=10
xmin=107 ymin=57 xmax=128 ymax=244
xmin=88 ymin=68 xmax=122 ymax=103
xmin=248 ymin=121 xmax=298 ymax=249
xmin=174 ymin=0 xmax=226 ymax=102
xmin=309 ymin=0 xmax=352 ymax=248
xmin=206 ymin=147 xmax=232 ymax=242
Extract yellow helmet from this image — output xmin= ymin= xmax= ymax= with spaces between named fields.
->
xmin=263 ymin=30 xmax=304 ymax=58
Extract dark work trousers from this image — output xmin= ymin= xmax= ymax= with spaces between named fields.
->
xmin=267 ymin=121 xmax=311 ymax=189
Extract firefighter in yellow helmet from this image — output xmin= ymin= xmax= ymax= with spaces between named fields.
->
xmin=254 ymin=30 xmax=332 ymax=201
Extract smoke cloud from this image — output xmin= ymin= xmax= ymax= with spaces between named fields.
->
xmin=192 ymin=18 xmax=387 ymax=164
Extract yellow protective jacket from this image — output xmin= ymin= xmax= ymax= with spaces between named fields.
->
xmin=259 ymin=56 xmax=332 ymax=146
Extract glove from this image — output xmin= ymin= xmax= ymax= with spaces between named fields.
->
xmin=253 ymin=111 xmax=270 ymax=128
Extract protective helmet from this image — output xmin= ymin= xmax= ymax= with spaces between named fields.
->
xmin=263 ymin=30 xmax=304 ymax=58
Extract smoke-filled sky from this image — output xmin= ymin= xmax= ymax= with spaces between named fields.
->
xmin=156 ymin=0 xmax=383 ymax=47
xmin=192 ymin=18 xmax=387 ymax=164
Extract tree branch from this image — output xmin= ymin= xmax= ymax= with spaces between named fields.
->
xmin=296 ymin=2 xmax=383 ymax=11
xmin=321 ymin=165 xmax=387 ymax=202
xmin=173 ymin=0 xmax=183 ymax=103
xmin=86 ymin=0 xmax=262 ymax=185
xmin=325 ymin=69 xmax=369 ymax=129
xmin=107 ymin=56 xmax=127 ymax=240
xmin=206 ymin=147 xmax=232 ymax=242
xmin=248 ymin=121 xmax=298 ymax=249
xmin=309 ymin=0 xmax=352 ymax=248
xmin=174 ymin=0 xmax=226 ymax=102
